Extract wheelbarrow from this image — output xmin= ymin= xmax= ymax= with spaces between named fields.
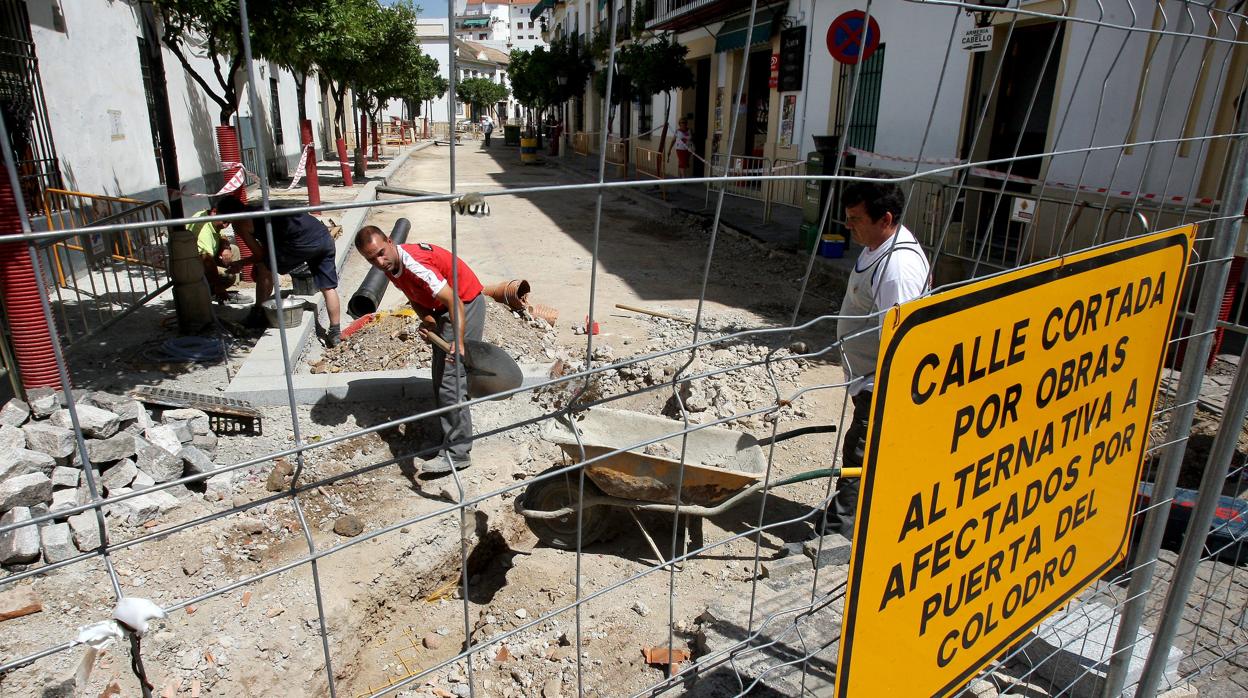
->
xmin=516 ymin=408 xmax=856 ymax=558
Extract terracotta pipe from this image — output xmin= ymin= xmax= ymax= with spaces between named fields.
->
xmin=528 ymin=303 xmax=559 ymax=326
xmin=482 ymin=279 xmax=531 ymax=311
xmin=215 ymin=125 xmax=253 ymax=281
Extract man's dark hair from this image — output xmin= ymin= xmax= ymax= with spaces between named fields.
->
xmin=354 ymin=225 xmax=387 ymax=250
xmin=213 ymin=196 xmax=252 ymax=216
xmin=842 ymin=170 xmax=905 ymax=224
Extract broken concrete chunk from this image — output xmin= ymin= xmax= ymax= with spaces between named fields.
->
xmin=0 ymin=508 xmax=41 ymax=564
xmin=103 ymin=488 xmax=156 ymax=525
xmin=100 ymin=459 xmax=138 ymax=494
xmin=21 ymin=423 xmax=74 ymax=460
xmin=0 ymin=473 xmax=53 ymax=513
xmin=84 ymin=433 xmax=137 ymax=465
xmin=761 ymin=556 xmax=811 ymax=584
xmin=0 ymin=448 xmax=56 ymax=484
xmin=50 ymin=466 xmax=79 ymax=490
xmin=333 ymin=515 xmax=364 ymax=537
xmin=67 ymin=511 xmax=101 ymax=550
xmin=26 ymin=388 xmax=59 ymax=419
xmin=50 ymin=404 xmax=120 ymax=439
xmin=134 ymin=436 xmax=182 ymax=483
xmin=0 ymin=586 xmax=42 ymax=621
xmin=180 ymin=446 xmax=215 ymax=476
xmin=84 ymin=393 xmax=143 ymax=422
xmin=0 ymin=424 xmax=24 ymax=450
xmin=0 ymin=399 xmax=31 ymax=428
xmin=162 ymin=408 xmax=211 ymax=435
xmin=39 ymin=522 xmax=74 ymax=563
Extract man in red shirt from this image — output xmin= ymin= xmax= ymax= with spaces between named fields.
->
xmin=355 ymin=225 xmax=487 ymax=474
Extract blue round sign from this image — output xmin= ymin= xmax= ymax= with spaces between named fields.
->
xmin=827 ymin=10 xmax=881 ymax=65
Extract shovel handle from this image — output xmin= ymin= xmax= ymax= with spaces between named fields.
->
xmin=425 ymin=332 xmax=470 ymax=365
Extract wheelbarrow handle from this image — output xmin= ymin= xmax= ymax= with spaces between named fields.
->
xmin=756 ymin=424 xmax=837 ymax=447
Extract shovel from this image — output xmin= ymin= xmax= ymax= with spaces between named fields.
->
xmin=425 ymin=333 xmax=524 ymax=400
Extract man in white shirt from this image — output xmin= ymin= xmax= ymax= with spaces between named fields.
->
xmin=822 ymin=171 xmax=931 ymax=538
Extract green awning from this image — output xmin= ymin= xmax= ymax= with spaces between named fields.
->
xmin=530 ymin=0 xmax=554 ymax=22
xmin=714 ymin=11 xmax=779 ymax=53
xmin=463 ymin=17 xmax=490 ymax=28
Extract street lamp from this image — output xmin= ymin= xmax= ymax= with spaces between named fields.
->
xmin=968 ymin=0 xmax=1010 ymax=27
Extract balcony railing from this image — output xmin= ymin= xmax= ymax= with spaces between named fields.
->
xmin=644 ymin=0 xmax=719 ymax=30
xmin=644 ymin=0 xmax=775 ymax=32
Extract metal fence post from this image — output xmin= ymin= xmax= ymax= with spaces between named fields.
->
xmin=1101 ymin=90 xmax=1248 ymax=698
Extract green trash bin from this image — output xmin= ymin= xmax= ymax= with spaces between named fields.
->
xmin=504 ymin=125 xmax=521 ymax=147
xmin=799 ymin=222 xmax=821 ymax=253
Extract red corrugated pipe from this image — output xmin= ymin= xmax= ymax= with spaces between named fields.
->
xmin=0 ymin=171 xmax=63 ymax=391
xmin=216 ymin=125 xmax=254 ymax=282
xmin=1210 ymin=255 xmax=1245 ymax=367
xmin=300 ymin=119 xmax=321 ymax=207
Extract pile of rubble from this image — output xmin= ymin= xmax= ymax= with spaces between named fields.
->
xmin=538 ymin=312 xmax=813 ymax=428
xmin=312 ymin=302 xmax=560 ymax=374
xmin=0 ymin=387 xmax=234 ymax=567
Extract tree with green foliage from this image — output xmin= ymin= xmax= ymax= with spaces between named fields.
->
xmin=625 ymin=34 xmax=694 ymax=156
xmin=509 ymin=37 xmax=592 ymax=143
xmin=457 ymin=77 xmax=510 ymax=122
xmin=152 ymin=0 xmax=335 ymax=125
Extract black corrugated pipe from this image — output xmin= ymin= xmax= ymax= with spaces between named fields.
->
xmin=347 ymin=217 xmax=410 ymax=318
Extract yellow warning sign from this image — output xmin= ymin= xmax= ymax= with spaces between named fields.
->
xmin=836 ymin=226 xmax=1193 ymax=697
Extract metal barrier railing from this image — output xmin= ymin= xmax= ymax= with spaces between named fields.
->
xmin=38 ymin=189 xmax=172 ymax=347
xmin=768 ymin=158 xmax=806 ymax=211
xmin=633 ymin=145 xmax=664 ymax=180
xmin=707 ymin=153 xmax=770 ymax=217
xmin=572 ymin=131 xmax=594 ymax=156
xmin=605 ymin=137 xmax=627 ymax=175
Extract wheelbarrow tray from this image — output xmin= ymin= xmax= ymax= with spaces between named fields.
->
xmin=541 ymin=408 xmax=766 ymax=507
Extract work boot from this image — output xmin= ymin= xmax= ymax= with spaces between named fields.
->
xmin=325 ymin=324 xmax=341 ymax=349
xmin=423 ymin=453 xmax=472 ymax=476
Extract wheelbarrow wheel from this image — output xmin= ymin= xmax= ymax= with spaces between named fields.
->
xmin=522 ymin=472 xmax=613 ymax=550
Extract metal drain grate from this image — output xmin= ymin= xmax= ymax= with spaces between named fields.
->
xmin=129 ymin=386 xmax=262 ymax=435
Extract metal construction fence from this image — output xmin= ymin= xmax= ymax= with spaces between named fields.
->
xmin=0 ymin=2 xmax=1246 ymax=698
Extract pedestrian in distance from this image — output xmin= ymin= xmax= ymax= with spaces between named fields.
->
xmin=482 ymin=116 xmax=494 ymax=147
xmin=668 ymin=117 xmax=693 ymax=178
xmin=354 ymin=225 xmax=487 ymax=475
xmin=820 ymin=171 xmax=931 ymax=539
xmin=215 ymin=197 xmax=343 ymax=348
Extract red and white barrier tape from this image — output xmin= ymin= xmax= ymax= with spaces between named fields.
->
xmin=287 ymin=144 xmax=314 ymax=190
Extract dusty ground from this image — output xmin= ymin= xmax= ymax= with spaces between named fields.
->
xmin=3 ymin=144 xmax=1245 ymax=698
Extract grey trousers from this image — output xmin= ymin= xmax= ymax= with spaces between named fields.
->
xmin=432 ymin=294 xmax=486 ymax=461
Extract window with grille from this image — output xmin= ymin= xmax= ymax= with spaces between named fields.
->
xmin=835 ymin=45 xmax=886 ymax=153
xmin=269 ymin=77 xmax=283 ymax=147
xmin=137 ymin=37 xmax=164 ymax=184
xmin=0 ymin=0 xmax=61 ymax=212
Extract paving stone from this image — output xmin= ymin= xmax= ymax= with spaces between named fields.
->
xmin=131 ymin=469 xmax=155 ymax=491
xmin=1016 ymin=601 xmax=1184 ymax=697
xmin=0 ymin=586 xmax=42 ymax=621
xmin=21 ymin=423 xmax=74 ymax=460
xmin=162 ymin=408 xmax=211 ymax=435
xmin=39 ymin=523 xmax=75 ymax=563
xmin=167 ymin=420 xmax=193 ymax=443
xmin=99 ymin=459 xmax=138 ymax=494
xmin=145 ymin=423 xmax=182 ymax=451
xmin=50 ymin=466 xmax=79 ymax=490
xmin=83 ymin=433 xmax=137 ymax=465
xmin=204 ymin=470 xmax=236 ymax=501
xmin=134 ymin=435 xmax=182 ymax=483
xmin=50 ymin=405 xmax=120 ymax=439
xmin=803 ymin=533 xmax=852 ymax=569
xmin=0 ymin=399 xmax=30 ymax=428
xmin=0 ymin=474 xmax=53 ymax=513
xmin=26 ymin=388 xmax=59 ymax=419
xmin=103 ymin=488 xmax=157 ymax=525
xmin=0 ymin=425 xmax=24 ymax=450
xmin=68 ymin=511 xmax=101 ymax=550
xmin=0 ymin=448 xmax=56 ymax=484
xmin=84 ymin=392 xmax=143 ymax=421
xmin=761 ymin=556 xmax=812 ymax=586
xmin=49 ymin=489 xmax=77 ymax=516
xmin=180 ymin=445 xmax=216 ymax=476
xmin=0 ymin=508 xmax=41 ymax=564
xmin=191 ymin=431 xmax=218 ymax=458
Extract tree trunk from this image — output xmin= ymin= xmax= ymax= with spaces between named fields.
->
xmin=658 ymin=91 xmax=671 ymax=170
xmin=296 ymin=71 xmax=308 ymax=122
xmin=353 ymin=93 xmax=366 ymax=178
